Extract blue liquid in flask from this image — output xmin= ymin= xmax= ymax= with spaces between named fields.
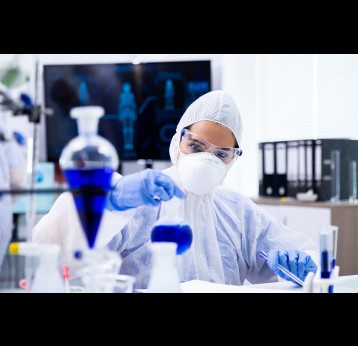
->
xmin=64 ymin=167 xmax=113 ymax=248
xmin=151 ymin=222 xmax=193 ymax=255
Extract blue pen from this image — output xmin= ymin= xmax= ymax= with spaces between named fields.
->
xmin=259 ymin=251 xmax=304 ymax=287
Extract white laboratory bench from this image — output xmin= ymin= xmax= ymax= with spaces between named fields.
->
xmin=133 ymin=275 xmax=358 ymax=293
xmin=179 ymin=275 xmax=358 ymax=293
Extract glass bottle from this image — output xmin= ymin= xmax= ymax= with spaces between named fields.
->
xmin=147 ymin=242 xmax=181 ymax=293
xmin=31 ymin=244 xmax=66 ymax=293
xmin=59 ymin=106 xmax=119 ymax=248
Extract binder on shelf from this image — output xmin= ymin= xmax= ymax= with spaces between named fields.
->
xmin=305 ymin=140 xmax=314 ymax=190
xmin=287 ymin=141 xmax=299 ymax=197
xmin=275 ymin=142 xmax=287 ymax=196
xmin=298 ymin=140 xmax=306 ymax=193
xmin=258 ymin=143 xmax=264 ymax=196
xmin=313 ymin=139 xmax=322 ymax=195
xmin=263 ymin=143 xmax=275 ymax=196
xmin=258 ymin=138 xmax=358 ymax=201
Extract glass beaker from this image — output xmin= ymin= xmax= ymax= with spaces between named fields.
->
xmin=330 ymin=150 xmax=340 ymax=202
xmin=76 ymin=248 xmax=122 ymax=293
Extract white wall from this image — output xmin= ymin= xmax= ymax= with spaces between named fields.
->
xmin=221 ymin=54 xmax=258 ymax=198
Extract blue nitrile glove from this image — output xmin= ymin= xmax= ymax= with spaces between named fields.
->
xmin=108 ymin=168 xmax=185 ymax=210
xmin=267 ymin=249 xmax=317 ymax=284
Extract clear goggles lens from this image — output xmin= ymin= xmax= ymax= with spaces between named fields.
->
xmin=180 ymin=128 xmax=243 ymax=164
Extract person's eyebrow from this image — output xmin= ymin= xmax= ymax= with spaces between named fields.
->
xmin=192 ymin=138 xmax=206 ymax=146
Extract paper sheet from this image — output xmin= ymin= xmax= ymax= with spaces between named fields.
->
xmin=179 ymin=280 xmax=301 ymax=293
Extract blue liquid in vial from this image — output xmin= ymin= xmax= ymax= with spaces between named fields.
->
xmin=64 ymin=167 xmax=113 ymax=248
xmin=151 ymin=223 xmax=193 ymax=255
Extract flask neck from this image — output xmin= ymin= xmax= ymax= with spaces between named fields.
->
xmin=151 ymin=242 xmax=178 ymax=265
xmin=77 ymin=118 xmax=99 ymax=136
xmin=159 ymin=196 xmax=184 ymax=223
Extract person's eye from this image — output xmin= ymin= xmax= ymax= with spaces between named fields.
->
xmin=190 ymin=144 xmax=202 ymax=152
xmin=216 ymin=151 xmax=228 ymax=158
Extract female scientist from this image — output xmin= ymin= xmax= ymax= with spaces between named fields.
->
xmin=33 ymin=90 xmax=318 ymax=288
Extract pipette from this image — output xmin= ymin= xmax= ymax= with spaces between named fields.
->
xmin=259 ymin=251 xmax=304 ymax=286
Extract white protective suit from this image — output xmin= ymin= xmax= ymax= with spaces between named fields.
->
xmin=33 ymin=90 xmax=319 ymax=288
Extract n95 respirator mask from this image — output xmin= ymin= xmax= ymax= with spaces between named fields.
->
xmin=177 ymin=151 xmax=228 ymax=195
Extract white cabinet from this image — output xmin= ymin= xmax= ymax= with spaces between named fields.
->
xmin=259 ymin=204 xmax=331 ymax=247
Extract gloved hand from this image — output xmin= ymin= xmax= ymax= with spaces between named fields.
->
xmin=267 ymin=249 xmax=317 ymax=284
xmin=108 ymin=169 xmax=185 ymax=210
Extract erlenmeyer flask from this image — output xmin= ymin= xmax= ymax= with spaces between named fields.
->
xmin=59 ymin=106 xmax=119 ymax=248
xmin=151 ymin=196 xmax=192 ymax=255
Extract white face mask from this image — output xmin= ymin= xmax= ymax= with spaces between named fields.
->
xmin=177 ymin=151 xmax=229 ymax=195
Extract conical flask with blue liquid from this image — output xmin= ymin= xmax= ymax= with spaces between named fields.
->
xmin=151 ymin=196 xmax=193 ymax=255
xmin=59 ymin=106 xmax=119 ymax=249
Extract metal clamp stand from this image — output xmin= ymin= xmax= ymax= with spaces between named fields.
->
xmin=1 ymin=76 xmax=54 ymax=291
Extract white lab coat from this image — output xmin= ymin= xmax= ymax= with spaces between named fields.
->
xmin=32 ymin=190 xmax=136 ymax=276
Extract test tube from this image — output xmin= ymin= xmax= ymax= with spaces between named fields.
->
xmin=320 ymin=228 xmax=333 ymax=293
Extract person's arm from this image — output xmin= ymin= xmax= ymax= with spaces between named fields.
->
xmin=246 ymin=202 xmax=319 ymax=285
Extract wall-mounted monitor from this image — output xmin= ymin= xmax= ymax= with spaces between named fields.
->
xmin=43 ymin=60 xmax=211 ymax=163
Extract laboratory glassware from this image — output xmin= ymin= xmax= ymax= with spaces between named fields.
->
xmin=151 ymin=196 xmax=192 ymax=255
xmin=59 ymin=106 xmax=119 ymax=248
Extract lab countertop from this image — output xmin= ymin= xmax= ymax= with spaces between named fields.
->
xmin=251 ymin=197 xmax=358 ymax=208
xmin=178 ymin=275 xmax=358 ymax=293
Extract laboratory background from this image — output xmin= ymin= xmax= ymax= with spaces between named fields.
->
xmin=1 ymin=54 xmax=358 ymax=293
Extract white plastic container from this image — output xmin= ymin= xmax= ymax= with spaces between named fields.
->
xmin=31 ymin=244 xmax=66 ymax=293
xmin=147 ymin=242 xmax=181 ymax=293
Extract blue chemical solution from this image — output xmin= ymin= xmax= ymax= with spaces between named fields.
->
xmin=151 ymin=223 xmax=193 ymax=255
xmin=320 ymin=250 xmax=330 ymax=279
xmin=64 ymin=167 xmax=113 ymax=248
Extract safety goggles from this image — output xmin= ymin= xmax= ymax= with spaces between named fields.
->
xmin=180 ymin=128 xmax=243 ymax=164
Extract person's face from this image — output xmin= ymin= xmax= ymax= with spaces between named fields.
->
xmin=179 ymin=120 xmax=239 ymax=164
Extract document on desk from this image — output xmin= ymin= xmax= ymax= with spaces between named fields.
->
xmin=137 ymin=276 xmax=358 ymax=293
xmin=180 ymin=280 xmax=301 ymax=293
